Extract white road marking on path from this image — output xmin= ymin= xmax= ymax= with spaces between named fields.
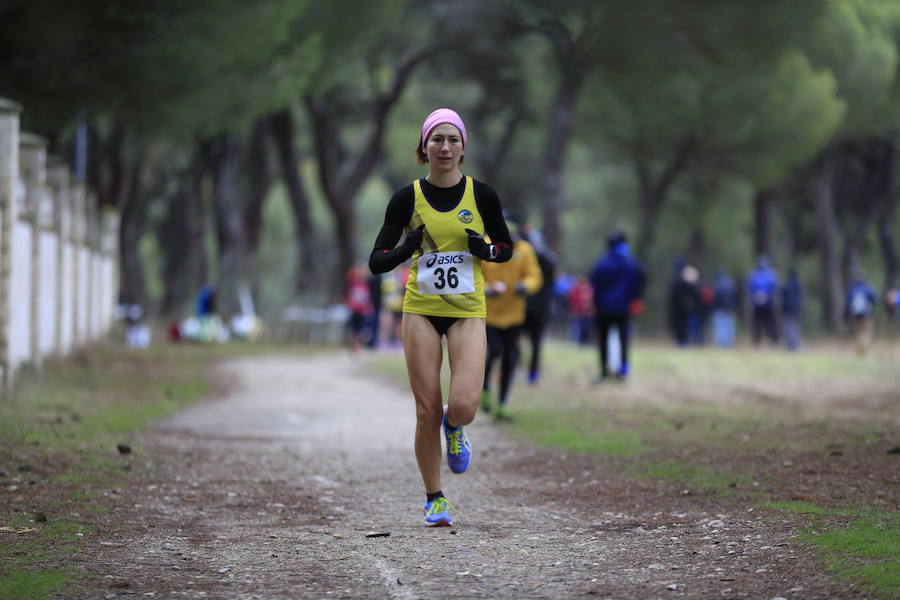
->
xmin=370 ymin=556 xmax=418 ymax=600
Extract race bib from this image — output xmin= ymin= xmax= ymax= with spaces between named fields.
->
xmin=416 ymin=251 xmax=475 ymax=295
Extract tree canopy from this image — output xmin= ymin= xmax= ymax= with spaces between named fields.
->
xmin=3 ymin=0 xmax=900 ymax=333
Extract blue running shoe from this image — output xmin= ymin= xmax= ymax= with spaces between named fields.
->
xmin=443 ymin=406 xmax=472 ymax=473
xmin=423 ymin=496 xmax=455 ymax=527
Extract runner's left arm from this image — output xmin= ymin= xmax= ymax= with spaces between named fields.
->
xmin=474 ymin=181 xmax=512 ymax=263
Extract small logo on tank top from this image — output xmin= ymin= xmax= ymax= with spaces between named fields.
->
xmin=457 ymin=209 xmax=473 ymax=224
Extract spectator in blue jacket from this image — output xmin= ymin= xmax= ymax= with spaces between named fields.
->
xmin=747 ymin=255 xmax=779 ymax=345
xmin=845 ymin=274 xmax=877 ymax=355
xmin=589 ymin=231 xmax=645 ymax=382
xmin=711 ymin=269 xmax=737 ymax=347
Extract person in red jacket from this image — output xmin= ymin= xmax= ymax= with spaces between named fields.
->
xmin=568 ymin=276 xmax=594 ymax=345
xmin=345 ymin=264 xmax=374 ymax=354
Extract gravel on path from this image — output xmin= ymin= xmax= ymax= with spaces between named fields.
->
xmin=69 ymin=354 xmax=866 ymax=599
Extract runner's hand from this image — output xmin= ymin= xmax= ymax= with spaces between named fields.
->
xmin=464 ymin=228 xmax=497 ymax=261
xmin=485 ymin=281 xmax=505 ymax=298
xmin=401 ymin=224 xmax=426 ymax=257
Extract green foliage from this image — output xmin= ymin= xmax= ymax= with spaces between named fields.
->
xmin=6 ymin=0 xmax=900 ymax=325
xmin=513 ymin=409 xmax=645 ymax=456
xmin=632 ymin=461 xmax=751 ymax=492
xmin=0 ymin=569 xmax=82 ymax=600
xmin=802 ymin=0 xmax=900 ymax=139
xmin=1 ymin=0 xmax=403 ymax=139
xmin=768 ymin=503 xmax=900 ymax=599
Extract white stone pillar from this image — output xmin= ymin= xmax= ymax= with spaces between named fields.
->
xmin=0 ymin=98 xmax=21 ymax=391
xmin=20 ymin=132 xmax=48 ymax=368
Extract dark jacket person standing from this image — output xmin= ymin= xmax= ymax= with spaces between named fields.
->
xmin=589 ymin=232 xmax=645 ymax=382
xmin=522 ymin=226 xmax=557 ymax=385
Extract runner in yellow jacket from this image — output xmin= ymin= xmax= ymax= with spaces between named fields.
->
xmin=481 ymin=213 xmax=542 ymax=419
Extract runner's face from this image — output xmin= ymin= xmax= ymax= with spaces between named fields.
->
xmin=426 ymin=123 xmax=464 ymax=172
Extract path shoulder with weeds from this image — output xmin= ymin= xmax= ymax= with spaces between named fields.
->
xmin=1 ymin=341 xmax=897 ymax=599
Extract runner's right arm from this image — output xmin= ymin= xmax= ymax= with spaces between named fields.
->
xmin=369 ymin=187 xmax=417 ymax=274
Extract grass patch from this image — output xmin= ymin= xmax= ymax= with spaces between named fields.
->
xmin=512 ymin=408 xmax=645 ymax=456
xmin=765 ymin=500 xmax=834 ymax=516
xmin=768 ymin=503 xmax=900 ymax=599
xmin=0 ymin=569 xmax=82 ymax=600
xmin=0 ymin=542 xmax=44 ymax=567
xmin=39 ymin=519 xmax=90 ymax=542
xmin=632 ymin=460 xmax=751 ymax=492
xmin=534 ymin=340 xmax=900 ymax=387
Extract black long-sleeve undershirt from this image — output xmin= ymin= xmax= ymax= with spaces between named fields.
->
xmin=369 ymin=177 xmax=512 ymax=274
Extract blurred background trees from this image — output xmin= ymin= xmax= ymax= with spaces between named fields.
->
xmin=2 ymin=0 xmax=899 ymax=335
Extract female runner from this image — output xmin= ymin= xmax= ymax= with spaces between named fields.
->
xmin=369 ymin=108 xmax=511 ymax=526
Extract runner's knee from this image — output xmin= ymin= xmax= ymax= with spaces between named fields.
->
xmin=415 ymin=400 xmax=443 ymax=426
xmin=448 ymin=391 xmax=478 ymax=424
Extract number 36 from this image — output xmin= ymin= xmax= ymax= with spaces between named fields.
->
xmin=434 ymin=267 xmax=458 ymax=289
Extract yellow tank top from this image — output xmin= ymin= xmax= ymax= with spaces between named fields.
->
xmin=403 ymin=176 xmax=486 ymax=318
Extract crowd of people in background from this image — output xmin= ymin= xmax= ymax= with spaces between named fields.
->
xmin=351 ymin=248 xmax=900 ymax=361
xmin=661 ymin=254 xmax=898 ymax=355
xmin=349 ymin=227 xmax=900 ymax=402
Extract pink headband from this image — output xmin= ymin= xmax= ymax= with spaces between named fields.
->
xmin=421 ymin=108 xmax=467 ymax=150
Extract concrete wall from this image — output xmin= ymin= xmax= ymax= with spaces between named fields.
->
xmin=0 ymin=97 xmax=119 ymax=391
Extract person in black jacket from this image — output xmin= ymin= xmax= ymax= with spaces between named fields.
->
xmin=668 ymin=260 xmax=701 ymax=347
xmin=521 ymin=224 xmax=556 ymax=385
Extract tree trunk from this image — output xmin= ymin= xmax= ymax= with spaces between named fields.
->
xmin=475 ymin=109 xmax=526 ymax=203
xmin=841 ymin=202 xmax=881 ymax=288
xmin=306 ymin=46 xmax=432 ymax=298
xmin=306 ymin=96 xmax=354 ymax=292
xmin=191 ymin=142 xmax=211 ymax=290
xmin=839 ymin=139 xmax=893 ymax=288
xmin=117 ymin=151 xmax=147 ymax=307
xmin=88 ymin=120 xmax=125 ymax=209
xmin=540 ymin=63 xmax=585 ymax=253
xmin=268 ymin=108 xmax=316 ymax=295
xmin=633 ymin=139 xmax=693 ymax=263
xmin=244 ymin=118 xmax=271 ymax=300
xmin=753 ymin=189 xmax=774 ymax=260
xmin=687 ymin=227 xmax=705 ymax=270
xmin=634 ymin=175 xmax=665 ymax=265
xmin=210 ymin=133 xmax=246 ymax=317
xmin=159 ymin=179 xmax=192 ymax=317
xmin=877 ymin=194 xmax=898 ymax=290
xmin=812 ymin=149 xmax=843 ymax=332
xmin=159 ymin=144 xmax=209 ymax=317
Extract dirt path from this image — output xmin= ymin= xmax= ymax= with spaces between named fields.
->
xmin=71 ymin=354 xmax=867 ymax=599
